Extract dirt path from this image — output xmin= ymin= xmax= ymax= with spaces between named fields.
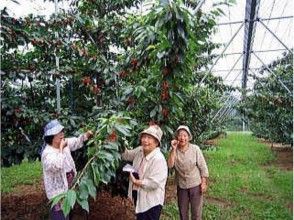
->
xmin=259 ymin=139 xmax=293 ymax=171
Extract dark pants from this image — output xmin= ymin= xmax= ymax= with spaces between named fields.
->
xmin=50 ymin=170 xmax=75 ymax=220
xmin=136 ymin=205 xmax=162 ymax=220
xmin=132 ymin=190 xmax=138 ymax=207
xmin=177 ymin=185 xmax=203 ymax=220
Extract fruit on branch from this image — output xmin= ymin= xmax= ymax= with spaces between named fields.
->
xmin=82 ymin=76 xmax=91 ymax=86
xmin=162 ymin=67 xmax=171 ymax=76
xmin=162 ymin=107 xmax=169 ymax=118
xmin=91 ymin=85 xmax=101 ymax=94
xmin=107 ymin=130 xmax=118 ymax=142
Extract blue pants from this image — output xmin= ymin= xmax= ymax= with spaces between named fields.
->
xmin=136 ymin=205 xmax=162 ymax=220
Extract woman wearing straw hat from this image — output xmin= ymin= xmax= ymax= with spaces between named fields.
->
xmin=40 ymin=119 xmax=93 ymax=220
xmin=167 ymin=125 xmax=209 ymax=220
xmin=122 ymin=125 xmax=168 ymax=220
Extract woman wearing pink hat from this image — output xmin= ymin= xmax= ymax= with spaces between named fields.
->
xmin=122 ymin=125 xmax=168 ymax=220
xmin=41 ymin=119 xmax=93 ymax=220
xmin=167 ymin=125 xmax=209 ymax=220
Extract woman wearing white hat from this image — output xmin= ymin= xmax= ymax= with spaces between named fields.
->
xmin=167 ymin=125 xmax=209 ymax=220
xmin=41 ymin=119 xmax=93 ymax=220
xmin=122 ymin=125 xmax=168 ymax=220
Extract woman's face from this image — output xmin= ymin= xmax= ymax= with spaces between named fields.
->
xmin=141 ymin=133 xmax=158 ymax=154
xmin=52 ymin=130 xmax=65 ymax=146
xmin=177 ymin=129 xmax=190 ymax=147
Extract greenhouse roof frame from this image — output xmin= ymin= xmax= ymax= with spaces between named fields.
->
xmin=241 ymin=0 xmax=260 ymax=92
xmin=202 ymin=0 xmax=293 ymax=92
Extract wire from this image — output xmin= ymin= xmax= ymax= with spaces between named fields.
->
xmin=259 ymin=0 xmax=276 ymax=50
xmin=268 ymin=0 xmax=289 ymax=47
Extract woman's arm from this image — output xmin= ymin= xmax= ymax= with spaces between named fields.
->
xmin=200 ymin=177 xmax=208 ymax=193
xmin=131 ymin=156 xmax=168 ymax=191
xmin=121 ymin=147 xmax=141 ymax=162
xmin=42 ymin=151 xmax=66 ymax=172
xmin=67 ymin=130 xmax=93 ymax=151
xmin=167 ymin=140 xmax=178 ymax=168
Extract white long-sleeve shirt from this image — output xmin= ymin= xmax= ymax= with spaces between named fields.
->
xmin=122 ymin=146 xmax=168 ymax=214
xmin=41 ymin=134 xmax=87 ymax=200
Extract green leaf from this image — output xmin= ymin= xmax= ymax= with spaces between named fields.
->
xmin=77 ymin=199 xmax=89 ymax=213
xmin=114 ymin=124 xmax=131 ymax=136
xmin=150 ymin=106 xmax=157 ymax=118
xmin=78 ymin=182 xmax=89 ymax=200
xmin=91 ymin=163 xmax=100 ymax=186
xmin=86 ymin=179 xmax=96 ymax=199
xmin=50 ymin=193 xmax=66 ymax=209
xmin=103 ymin=142 xmax=119 ymax=151
xmin=61 ymin=195 xmax=71 ymax=217
xmin=67 ymin=190 xmax=77 ymax=209
xmin=99 ymin=151 xmax=114 ymax=161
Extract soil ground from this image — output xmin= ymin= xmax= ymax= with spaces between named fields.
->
xmin=1 ymin=136 xmax=292 ymax=220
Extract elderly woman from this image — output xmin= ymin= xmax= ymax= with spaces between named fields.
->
xmin=167 ymin=125 xmax=209 ymax=220
xmin=122 ymin=125 xmax=168 ymax=220
xmin=41 ymin=119 xmax=93 ymax=220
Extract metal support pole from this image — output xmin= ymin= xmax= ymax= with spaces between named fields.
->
xmin=259 ymin=15 xmax=293 ymax=22
xmin=252 ymin=52 xmax=292 ymax=95
xmin=218 ymin=98 xmax=239 ymax=120
xmin=194 ymin=0 xmax=206 ymax=13
xmin=54 ymin=0 xmax=61 ymax=113
xmin=214 ymin=98 xmax=239 ymax=124
xmin=210 ymin=70 xmax=242 ymax=123
xmin=219 ymin=48 xmax=287 ymax=56
xmin=218 ymin=106 xmax=237 ymax=124
xmin=210 ymin=95 xmax=232 ymax=123
xmin=217 ymin=16 xmax=293 ymax=26
xmin=258 ymin=19 xmax=293 ymax=54
xmin=223 ymin=53 xmax=243 ymax=81
xmin=210 ymin=67 xmax=260 ymax=72
xmin=199 ymin=22 xmax=245 ymax=84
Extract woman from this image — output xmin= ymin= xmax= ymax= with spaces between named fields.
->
xmin=41 ymin=119 xmax=93 ymax=220
xmin=122 ymin=125 xmax=168 ymax=220
xmin=167 ymin=125 xmax=209 ymax=220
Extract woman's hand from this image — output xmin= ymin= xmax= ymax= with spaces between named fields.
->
xmin=59 ymin=139 xmax=68 ymax=152
xmin=85 ymin=130 xmax=94 ymax=139
xmin=200 ymin=178 xmax=208 ymax=193
xmin=171 ymin=139 xmax=179 ymax=151
xmin=130 ymin=172 xmax=142 ymax=187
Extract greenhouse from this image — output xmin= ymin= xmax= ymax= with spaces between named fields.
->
xmin=1 ymin=0 xmax=293 ymax=219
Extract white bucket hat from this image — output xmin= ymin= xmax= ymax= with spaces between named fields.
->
xmin=44 ymin=119 xmax=64 ymax=137
xmin=176 ymin=125 xmax=192 ymax=140
xmin=140 ymin=125 xmax=163 ymax=145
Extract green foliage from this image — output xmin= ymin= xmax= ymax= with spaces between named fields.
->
xmin=161 ymin=202 xmax=179 ymax=220
xmin=240 ymin=53 xmax=293 ymax=144
xmin=205 ymin=132 xmax=292 ymax=219
xmin=50 ymin=113 xmax=136 ymax=215
xmin=117 ymin=1 xmax=232 ymax=149
xmin=1 ymin=159 xmax=42 ymax=193
xmin=162 ymin=132 xmax=292 ymax=219
xmin=1 ymin=0 xmax=235 ymax=216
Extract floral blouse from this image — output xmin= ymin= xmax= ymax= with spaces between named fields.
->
xmin=41 ymin=134 xmax=87 ymax=200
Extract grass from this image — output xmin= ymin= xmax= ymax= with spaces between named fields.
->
xmin=162 ymin=132 xmax=293 ymax=220
xmin=1 ymin=133 xmax=292 ymax=219
xmin=1 ymin=159 xmax=42 ymax=193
